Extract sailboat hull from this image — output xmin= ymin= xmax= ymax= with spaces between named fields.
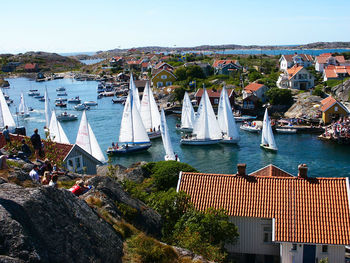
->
xmin=107 ymin=143 xmax=152 ymax=155
xmin=221 ymin=138 xmax=239 ymax=144
xmin=180 ymin=138 xmax=222 ymax=145
xmin=176 ymin=126 xmax=193 ymax=133
xmin=147 ymin=131 xmax=161 ymax=139
xmin=260 ymin=144 xmax=278 ymax=152
xmin=164 ymin=155 xmax=180 ymax=162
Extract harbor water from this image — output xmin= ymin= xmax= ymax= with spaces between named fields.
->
xmin=4 ymin=78 xmax=350 ymax=177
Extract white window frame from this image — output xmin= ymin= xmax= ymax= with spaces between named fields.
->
xmin=214 ymin=98 xmax=219 ymax=104
xmin=161 ymin=74 xmax=167 ymax=79
xmin=67 ymin=155 xmax=83 ymax=172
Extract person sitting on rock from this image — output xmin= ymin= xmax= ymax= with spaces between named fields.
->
xmin=39 ymin=159 xmax=53 ymax=176
xmin=0 ymin=153 xmax=8 ymax=170
xmin=29 ymin=165 xmax=40 ymax=182
xmin=41 ymin=171 xmax=51 ymax=185
xmin=69 ymin=180 xmax=91 ymax=196
xmin=52 ymin=164 xmax=66 ymax=176
xmin=21 ymin=139 xmax=32 ymax=158
xmin=49 ymin=175 xmax=58 ymax=188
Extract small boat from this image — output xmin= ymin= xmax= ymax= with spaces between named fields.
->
xmin=34 ymin=95 xmax=44 ymax=99
xmin=240 ymin=123 xmax=261 ymax=133
xmin=181 ymin=88 xmax=222 ymax=145
xmin=276 ymin=128 xmax=297 ymax=134
xmin=55 ymin=98 xmax=67 ymax=102
xmin=160 ymin=108 xmax=179 ymax=161
xmin=107 ymin=77 xmax=151 ymax=155
xmin=56 ymin=87 xmax=66 ymax=92
xmin=56 ymin=112 xmax=78 ymax=121
xmin=234 ymin=115 xmax=257 ymax=122
xmin=57 ymin=92 xmax=67 ymax=96
xmin=6 ymin=99 xmax=13 ymax=105
xmin=49 ymin=111 xmax=70 ymax=144
xmin=38 ymin=97 xmax=46 ymax=102
xmin=4 ymin=94 xmax=10 ymax=100
xmin=29 ymin=89 xmax=38 ymax=92
xmin=28 ymin=107 xmax=34 ymax=112
xmin=18 ymin=93 xmax=30 ymax=117
xmin=55 ymin=102 xmax=67 ymax=108
xmin=140 ymin=82 xmax=161 ymax=139
xmin=112 ymin=96 xmax=127 ymax=103
xmin=28 ymin=91 xmax=40 ymax=96
xmin=84 ymin=101 xmax=98 ymax=106
xmin=178 ymin=92 xmax=195 ymax=132
xmin=260 ymin=108 xmax=278 ymax=152
xmin=74 ymin=104 xmax=90 ymax=111
xmin=175 ymin=125 xmax=193 ymax=133
xmin=68 ymin=96 xmax=81 ymax=104
xmin=218 ymin=87 xmax=240 ymax=144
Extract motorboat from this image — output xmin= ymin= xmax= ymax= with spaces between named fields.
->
xmin=112 ymin=96 xmax=127 ymax=104
xmin=49 ymin=111 xmax=70 ymax=144
xmin=28 ymin=91 xmax=40 ymax=96
xmin=68 ymin=96 xmax=81 ymax=104
xmin=234 ymin=115 xmax=257 ymax=122
xmin=140 ymin=82 xmax=161 ymax=140
xmin=29 ymin=89 xmax=38 ymax=92
xmin=107 ymin=74 xmax=151 ymax=155
xmin=56 ymin=87 xmax=66 ymax=91
xmin=181 ymin=88 xmax=222 ymax=145
xmin=57 ymin=92 xmax=67 ymax=96
xmin=74 ymin=104 xmax=90 ymax=111
xmin=55 ymin=102 xmax=67 ymax=108
xmin=240 ymin=123 xmax=261 ymax=133
xmin=276 ymin=127 xmax=297 ymax=134
xmin=84 ymin=101 xmax=98 ymax=106
xmin=38 ymin=97 xmax=46 ymax=102
xmin=34 ymin=95 xmax=44 ymax=99
xmin=217 ymin=87 xmax=240 ymax=144
xmin=56 ymin=112 xmax=78 ymax=121
xmin=175 ymin=124 xmax=193 ymax=133
xmin=260 ymin=108 xmax=278 ymax=152
xmin=55 ymin=98 xmax=67 ymax=102
xmin=6 ymin=99 xmax=13 ymax=105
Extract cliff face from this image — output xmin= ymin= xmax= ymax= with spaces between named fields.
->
xmin=0 ymin=182 xmax=123 ymax=263
xmin=332 ymin=79 xmax=350 ymax=102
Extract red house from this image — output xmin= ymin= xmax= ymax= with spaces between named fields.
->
xmin=24 ymin=63 xmax=39 ymax=72
xmin=194 ymin=88 xmax=235 ymax=106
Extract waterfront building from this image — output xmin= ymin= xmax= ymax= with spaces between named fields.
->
xmin=194 ymin=88 xmax=235 ymax=106
xmin=276 ymin=65 xmax=314 ymax=90
xmin=242 ymin=83 xmax=268 ymax=102
xmin=320 ymin=96 xmax=349 ymax=124
xmin=279 ymin=54 xmax=313 ymax=72
xmin=212 ymin=59 xmax=242 ymax=75
xmin=177 ymin=163 xmax=350 ymax=263
xmin=151 ymin=68 xmax=176 ymax=87
xmin=323 ymin=65 xmax=350 ymax=81
xmin=315 ymin=53 xmax=346 ymax=73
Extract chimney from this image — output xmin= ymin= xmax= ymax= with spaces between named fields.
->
xmin=298 ymin=164 xmax=308 ymax=179
xmin=237 ymin=163 xmax=246 ymax=176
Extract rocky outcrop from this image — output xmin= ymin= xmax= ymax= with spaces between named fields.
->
xmin=97 ymin=161 xmax=147 ymax=183
xmin=0 ymin=183 xmax=123 ymax=263
xmin=332 ymin=79 xmax=350 ymax=102
xmin=285 ymin=93 xmax=322 ymax=118
xmin=83 ymin=176 xmax=162 ymax=237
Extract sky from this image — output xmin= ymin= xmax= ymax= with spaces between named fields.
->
xmin=1 ymin=0 xmax=350 ymax=54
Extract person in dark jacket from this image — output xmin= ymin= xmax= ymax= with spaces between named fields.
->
xmin=21 ymin=139 xmax=32 ymax=158
xmin=30 ymin=129 xmax=42 ymax=159
xmin=3 ymin=125 xmax=11 ymax=145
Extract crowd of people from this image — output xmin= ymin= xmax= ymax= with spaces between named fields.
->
xmin=29 ymin=159 xmax=65 ymax=187
xmin=321 ymin=116 xmax=350 ymax=140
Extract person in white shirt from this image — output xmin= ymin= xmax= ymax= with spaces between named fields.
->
xmin=29 ymin=165 xmax=40 ymax=182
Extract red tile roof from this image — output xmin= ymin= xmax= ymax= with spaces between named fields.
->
xmin=316 ymin=54 xmax=345 ymax=65
xmin=213 ymin=60 xmax=239 ymax=68
xmin=320 ymin=96 xmax=349 ymax=113
xmin=244 ymin=83 xmax=265 ymax=92
xmin=324 ymin=68 xmax=339 ymax=79
xmin=282 ymin=54 xmax=313 ymax=62
xmin=335 ymin=56 xmax=346 ymax=64
xmin=154 ymin=62 xmax=174 ymax=70
xmin=195 ymin=88 xmax=235 ymax=98
xmin=24 ymin=63 xmax=37 ymax=70
xmin=287 ymin=65 xmax=304 ymax=79
xmin=178 ymin=165 xmax=350 ymax=245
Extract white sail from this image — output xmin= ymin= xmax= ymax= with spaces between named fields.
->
xmin=76 ymin=111 xmax=106 ymax=163
xmin=140 ymin=82 xmax=161 ymax=131
xmin=44 ymin=87 xmax=51 ymax=128
xmin=160 ymin=108 xmax=175 ymax=160
xmin=19 ymin=93 xmax=29 ymax=115
xmin=0 ymin=89 xmax=16 ymax=130
xmin=49 ymin=111 xmax=70 ymax=144
xmin=181 ymin=92 xmax=195 ymax=129
xmin=218 ymin=87 xmax=240 ymax=141
xmin=261 ymin=108 xmax=277 ymax=150
xmin=192 ymin=88 xmax=222 ymax=140
xmin=130 ymin=73 xmax=140 ymax=110
xmin=119 ymin=84 xmax=150 ymax=144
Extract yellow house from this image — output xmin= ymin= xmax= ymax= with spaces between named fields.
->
xmin=320 ymin=96 xmax=349 ymax=124
xmin=151 ymin=69 xmax=176 ymax=87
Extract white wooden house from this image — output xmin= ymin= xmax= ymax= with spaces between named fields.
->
xmin=177 ymin=163 xmax=350 ymax=263
xmin=277 ymin=65 xmax=314 ymax=90
xmin=242 ymin=83 xmax=268 ymax=102
xmin=315 ymin=54 xmax=346 ymax=73
xmin=279 ymin=54 xmax=313 ymax=72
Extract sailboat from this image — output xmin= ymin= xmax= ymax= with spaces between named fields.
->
xmin=178 ymin=91 xmax=195 ymax=133
xmin=76 ymin=111 xmax=106 ymax=163
xmin=217 ymin=87 xmax=240 ymax=143
xmin=260 ymin=108 xmax=278 ymax=152
xmin=140 ymin=82 xmax=161 ymax=139
xmin=48 ymin=111 xmax=70 ymax=144
xmin=18 ymin=93 xmax=30 ymax=117
xmin=107 ymin=81 xmax=151 ymax=154
xmin=181 ymin=88 xmax=222 ymax=145
xmin=160 ymin=109 xmax=178 ymax=161
xmin=0 ymin=89 xmax=16 ymax=131
xmin=130 ymin=72 xmax=140 ymax=110
xmin=44 ymin=87 xmax=51 ymax=128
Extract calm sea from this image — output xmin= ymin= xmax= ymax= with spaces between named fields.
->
xmin=4 ymin=78 xmax=350 ymax=177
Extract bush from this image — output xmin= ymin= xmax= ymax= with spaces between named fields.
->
xmin=266 ymin=88 xmax=293 ymax=105
xmin=312 ymin=86 xmax=324 ymax=97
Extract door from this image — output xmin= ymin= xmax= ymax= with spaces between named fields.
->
xmin=303 ymin=244 xmax=316 ymax=263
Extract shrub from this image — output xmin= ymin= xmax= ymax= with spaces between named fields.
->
xmin=116 ymin=202 xmax=138 ymax=222
xmin=266 ymin=88 xmax=293 ymax=105
xmin=312 ymin=86 xmax=324 ymax=97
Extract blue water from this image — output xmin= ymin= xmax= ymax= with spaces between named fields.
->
xmin=80 ymin=59 xmax=104 ymax=65
xmin=216 ymin=48 xmax=350 ymax=56
xmin=60 ymin=51 xmax=96 ymax=56
xmin=4 ymin=78 xmax=350 ymax=177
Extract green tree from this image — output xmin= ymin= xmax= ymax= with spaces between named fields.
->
xmin=266 ymin=88 xmax=293 ymax=105
xmin=186 ymin=65 xmax=205 ymax=79
xmin=312 ymin=86 xmax=324 ymax=97
xmin=248 ymin=70 xmax=263 ymax=82
xmin=174 ymin=67 xmax=187 ymax=81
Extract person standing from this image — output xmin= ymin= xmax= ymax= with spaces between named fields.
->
xmin=30 ymin=129 xmax=42 ymax=160
xmin=3 ymin=125 xmax=11 ymax=145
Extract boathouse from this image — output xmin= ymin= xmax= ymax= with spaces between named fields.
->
xmin=177 ymin=163 xmax=350 ymax=263
xmin=320 ymin=96 xmax=349 ymax=124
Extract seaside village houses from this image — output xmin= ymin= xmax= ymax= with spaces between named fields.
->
xmin=279 ymin=54 xmax=313 ymax=71
xmin=277 ymin=65 xmax=315 ymax=90
xmin=213 ymin=59 xmax=242 ymax=75
xmin=315 ymin=53 xmax=348 ymax=73
xmin=177 ymin=163 xmax=350 ymax=263
xmin=151 ymin=62 xmax=176 ymax=87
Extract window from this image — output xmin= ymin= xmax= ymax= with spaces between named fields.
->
xmin=161 ymin=74 xmax=167 ymax=79
xmin=214 ymin=98 xmax=219 ymax=104
xmin=294 ymin=82 xmax=298 ymax=87
xmin=322 ymin=245 xmax=328 ymax=253
xmin=263 ymin=226 xmax=272 ymax=243
xmin=157 ymin=82 xmax=163 ymax=87
xmin=166 ymin=81 xmax=172 ymax=86
xmin=335 ymin=106 xmax=338 ymax=112
xmin=292 ymin=244 xmax=297 ymax=251
xmin=67 ymin=155 xmax=83 ymax=172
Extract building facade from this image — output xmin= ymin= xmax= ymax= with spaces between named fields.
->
xmin=277 ymin=65 xmax=314 ymax=90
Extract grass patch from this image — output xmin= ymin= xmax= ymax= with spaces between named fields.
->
xmin=57 ymin=180 xmax=76 ymax=189
xmin=116 ymin=202 xmax=138 ymax=222
xmin=85 ymin=196 xmax=103 ymax=208
xmin=113 ymin=221 xmax=138 ymax=239
xmin=6 ymin=160 xmax=24 ymax=168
